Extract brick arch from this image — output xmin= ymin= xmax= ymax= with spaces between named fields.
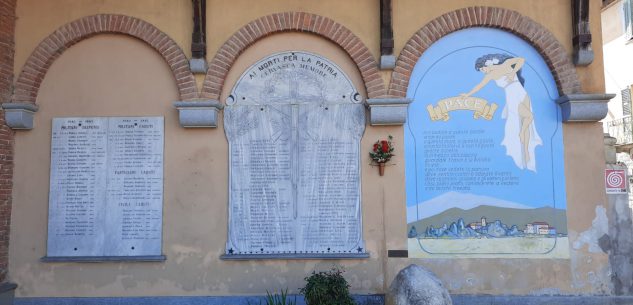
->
xmin=12 ymin=14 xmax=198 ymax=104
xmin=389 ymin=6 xmax=581 ymax=97
xmin=201 ymin=12 xmax=387 ymax=100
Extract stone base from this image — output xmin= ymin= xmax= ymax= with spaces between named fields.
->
xmin=380 ymin=55 xmax=396 ymax=70
xmin=0 ymin=282 xmax=17 ymax=305
xmin=189 ymin=58 xmax=208 ymax=74
xmin=1 ymin=103 xmax=39 ymax=130
xmin=220 ymin=253 xmax=369 ymax=260
xmin=556 ymin=94 xmax=615 ymax=122
xmin=14 ymin=295 xmax=384 ymax=305
xmin=452 ymin=295 xmax=633 ymax=305
xmin=573 ymin=48 xmax=594 ymax=66
xmin=173 ymin=100 xmax=223 ymax=128
xmin=41 ymin=255 xmax=166 ymax=262
xmin=14 ymin=295 xmax=633 ymax=305
xmin=366 ymin=98 xmax=412 ymax=126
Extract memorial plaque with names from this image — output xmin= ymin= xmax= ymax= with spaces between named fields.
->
xmin=224 ymin=51 xmax=366 ymax=256
xmin=47 ymin=117 xmax=164 ymax=258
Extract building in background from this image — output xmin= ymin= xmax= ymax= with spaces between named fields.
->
xmin=603 ymin=0 xmax=633 ymax=162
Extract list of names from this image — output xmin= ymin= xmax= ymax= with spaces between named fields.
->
xmin=47 ymin=117 xmax=163 ymax=257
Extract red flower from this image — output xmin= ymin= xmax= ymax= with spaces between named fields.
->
xmin=381 ymin=141 xmax=389 ymax=152
xmin=373 ymin=143 xmax=380 ymax=151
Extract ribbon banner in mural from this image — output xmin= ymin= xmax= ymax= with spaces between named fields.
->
xmin=224 ymin=51 xmax=366 ymax=257
xmin=405 ymin=28 xmax=568 ymax=258
xmin=426 ymin=96 xmax=498 ymax=121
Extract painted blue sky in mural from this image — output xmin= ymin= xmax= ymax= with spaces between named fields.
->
xmin=405 ymin=28 xmax=566 ymax=223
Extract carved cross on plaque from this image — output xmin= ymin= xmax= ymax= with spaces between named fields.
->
xmin=224 ymin=52 xmax=366 ymax=257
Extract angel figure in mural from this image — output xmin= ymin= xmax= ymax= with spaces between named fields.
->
xmin=461 ymin=54 xmax=542 ymax=172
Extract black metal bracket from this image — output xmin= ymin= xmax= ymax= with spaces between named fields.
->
xmin=572 ymin=0 xmax=594 ymax=66
xmin=191 ymin=0 xmax=206 ymax=59
xmin=379 ymin=0 xmax=395 ymax=69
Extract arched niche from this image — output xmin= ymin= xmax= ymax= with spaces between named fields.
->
xmin=11 ymin=34 xmax=177 ymax=265
xmin=404 ymin=28 xmax=567 ymax=258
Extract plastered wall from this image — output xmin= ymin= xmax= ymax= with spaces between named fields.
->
xmin=13 ymin=0 xmax=606 ymax=95
xmin=9 ymin=32 xmax=398 ymax=297
xmin=392 ymin=0 xmax=606 ymax=94
xmin=13 ymin=0 xmax=193 ymax=77
xmin=8 ymin=0 xmax=613 ymax=298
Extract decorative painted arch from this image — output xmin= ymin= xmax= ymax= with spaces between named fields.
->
xmin=201 ymin=12 xmax=387 ymax=100
xmin=12 ymin=14 xmax=198 ymax=104
xmin=389 ymin=6 xmax=581 ymax=97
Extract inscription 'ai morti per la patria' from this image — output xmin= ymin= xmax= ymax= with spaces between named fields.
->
xmin=47 ymin=117 xmax=164 ymax=258
xmin=224 ymin=51 xmax=366 ymax=257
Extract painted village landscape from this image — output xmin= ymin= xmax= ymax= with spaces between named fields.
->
xmin=406 ymin=192 xmax=569 ymax=258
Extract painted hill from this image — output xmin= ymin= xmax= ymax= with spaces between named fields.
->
xmin=407 ymin=205 xmax=568 ymax=235
xmin=406 ymin=192 xmax=533 ymax=223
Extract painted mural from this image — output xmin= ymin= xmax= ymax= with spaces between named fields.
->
xmin=405 ymin=28 xmax=568 ymax=258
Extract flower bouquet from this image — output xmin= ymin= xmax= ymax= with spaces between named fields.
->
xmin=369 ymin=135 xmax=394 ymax=176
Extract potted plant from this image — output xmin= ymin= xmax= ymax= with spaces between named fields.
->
xmin=369 ymin=135 xmax=395 ymax=176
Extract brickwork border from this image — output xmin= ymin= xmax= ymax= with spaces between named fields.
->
xmin=12 ymin=14 xmax=198 ymax=104
xmin=389 ymin=6 xmax=582 ymax=97
xmin=0 ymin=0 xmax=16 ymax=282
xmin=200 ymin=12 xmax=387 ymax=100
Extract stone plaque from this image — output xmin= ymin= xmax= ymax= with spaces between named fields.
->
xmin=224 ymin=51 xmax=366 ymax=256
xmin=47 ymin=117 xmax=164 ymax=258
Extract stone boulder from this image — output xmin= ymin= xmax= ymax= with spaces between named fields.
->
xmin=387 ymin=264 xmax=452 ymax=305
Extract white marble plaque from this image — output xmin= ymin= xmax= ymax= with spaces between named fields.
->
xmin=224 ymin=52 xmax=366 ymax=256
xmin=47 ymin=117 xmax=164 ymax=258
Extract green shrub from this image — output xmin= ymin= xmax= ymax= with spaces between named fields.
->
xmin=300 ymin=266 xmax=355 ymax=305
